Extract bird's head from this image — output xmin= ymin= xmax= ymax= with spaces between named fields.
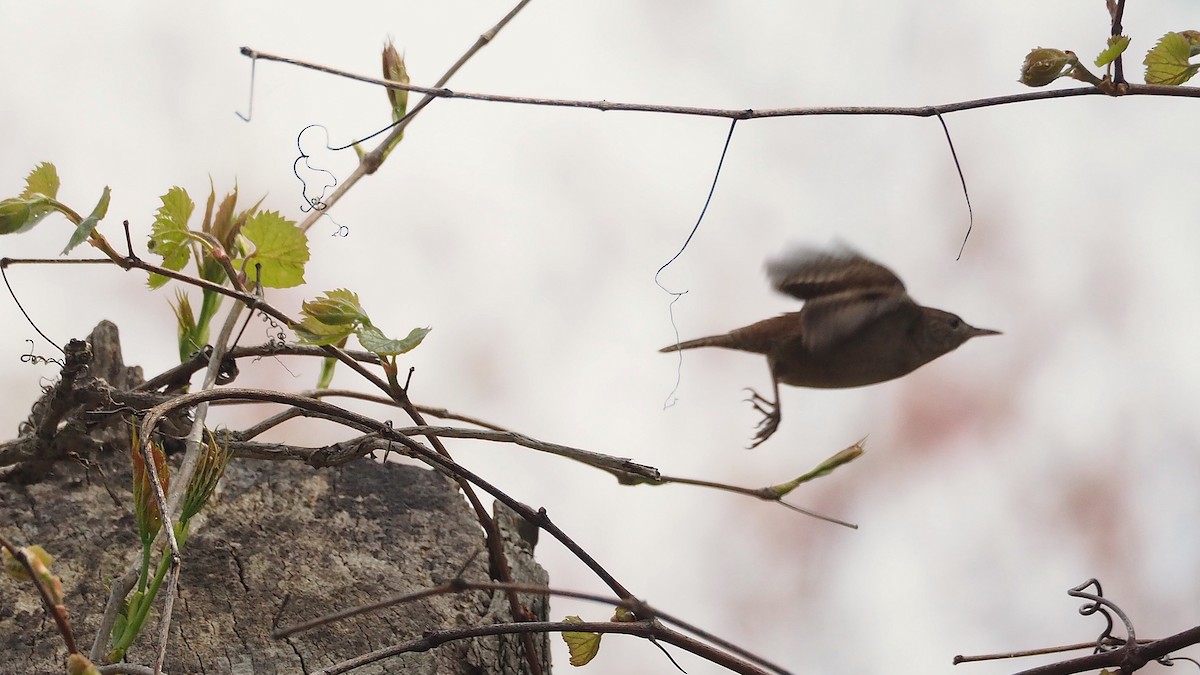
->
xmin=921 ymin=307 xmax=1001 ymax=357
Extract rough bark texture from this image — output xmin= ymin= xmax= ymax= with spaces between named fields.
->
xmin=0 ymin=323 xmax=550 ymax=674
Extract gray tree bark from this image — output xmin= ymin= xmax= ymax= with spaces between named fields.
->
xmin=0 ymin=323 xmax=550 ymax=674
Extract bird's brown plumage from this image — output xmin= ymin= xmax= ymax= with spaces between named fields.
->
xmin=660 ymin=246 xmax=999 ymax=446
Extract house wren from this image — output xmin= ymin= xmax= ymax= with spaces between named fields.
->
xmin=660 ymin=246 xmax=1000 ymax=446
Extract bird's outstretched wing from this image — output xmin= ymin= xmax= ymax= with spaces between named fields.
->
xmin=767 ymin=246 xmax=914 ymax=352
xmin=798 ymin=288 xmax=916 ymax=353
xmin=766 ymin=246 xmax=905 ymax=300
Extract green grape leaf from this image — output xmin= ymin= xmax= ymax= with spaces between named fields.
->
xmin=1 ymin=163 xmax=64 ymax=235
xmin=302 ymin=288 xmax=368 ymax=326
xmin=21 ymin=163 xmax=59 ymax=199
xmin=295 ymin=290 xmax=367 ymax=346
xmin=561 ymin=616 xmax=601 ymax=667
xmin=1095 ymin=35 xmax=1131 ymax=67
xmin=357 ymin=324 xmax=430 ymax=357
xmin=293 ymin=316 xmax=356 ymax=346
xmin=147 ymin=187 xmax=195 ymax=289
xmin=0 ymin=196 xmax=56 ymax=234
xmin=238 ymin=210 xmax=308 ymax=288
xmin=1144 ymin=31 xmax=1200 ymax=85
xmin=62 ymin=186 xmax=111 ymax=254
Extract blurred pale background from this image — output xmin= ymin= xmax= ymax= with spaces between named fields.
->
xmin=3 ymin=2 xmax=1198 ymax=673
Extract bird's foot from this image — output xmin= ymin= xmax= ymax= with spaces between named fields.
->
xmin=743 ymin=388 xmax=781 ymax=448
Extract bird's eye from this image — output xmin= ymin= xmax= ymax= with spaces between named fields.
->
xmin=949 ymin=317 xmax=962 ymax=329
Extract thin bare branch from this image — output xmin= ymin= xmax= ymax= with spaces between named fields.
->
xmin=954 ymin=638 xmax=1148 ymax=664
xmin=238 ymin=47 xmax=1200 ymax=121
xmin=232 ymin=425 xmax=660 ymax=480
xmin=392 ymin=425 xmax=660 ymax=480
xmin=313 ymin=619 xmax=781 ymax=675
xmin=137 ymin=387 xmax=635 ymax=606
xmin=649 ymin=472 xmax=857 ymax=528
xmin=274 ymin=584 xmax=453 ymax=638
xmin=284 ymin=576 xmax=791 ymax=675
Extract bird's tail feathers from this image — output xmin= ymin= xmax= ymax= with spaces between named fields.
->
xmin=658 ymin=334 xmax=738 ymax=353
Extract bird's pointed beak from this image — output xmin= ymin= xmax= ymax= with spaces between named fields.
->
xmin=969 ymin=326 xmax=1002 ymax=338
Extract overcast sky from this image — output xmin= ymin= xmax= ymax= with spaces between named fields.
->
xmin=3 ymin=2 xmax=1199 ymax=674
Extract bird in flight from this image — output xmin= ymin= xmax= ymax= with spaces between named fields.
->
xmin=660 ymin=246 xmax=1000 ymax=447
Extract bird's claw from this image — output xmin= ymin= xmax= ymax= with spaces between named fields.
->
xmin=743 ymin=387 xmax=781 ymax=448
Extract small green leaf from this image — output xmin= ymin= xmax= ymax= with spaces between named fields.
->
xmin=0 ymin=196 xmax=57 ymax=235
xmin=611 ymin=606 xmax=635 ymax=622
xmin=382 ymin=40 xmax=409 ymax=123
xmin=293 ymin=316 xmax=356 ymax=346
xmin=1144 ymin=31 xmax=1200 ymax=85
xmin=770 ymin=437 xmax=866 ymax=497
xmin=173 ymin=293 xmax=197 ymax=339
xmin=209 ymin=186 xmax=240 ymax=248
xmin=302 ymin=288 xmax=368 ymax=326
xmin=147 ymin=187 xmax=195 ymax=289
xmin=170 ymin=290 xmax=207 ymax=361
xmin=296 ymin=290 xmax=367 ymax=346
xmin=562 ymin=616 xmax=602 ymax=667
xmin=297 ymin=289 xmax=427 ymax=356
xmin=1095 ymin=35 xmax=1131 ymax=67
xmin=378 ymin=41 xmax=410 ymax=164
xmin=1019 ymin=47 xmax=1076 ymax=87
xmin=357 ymin=324 xmax=429 ymax=356
xmin=21 ymin=163 xmax=60 ymax=200
xmin=179 ymin=429 xmax=232 ymax=523
xmin=62 ymin=186 xmax=111 ymax=254
xmin=238 ymin=210 xmax=309 ymax=288
xmin=1 ymin=163 xmax=66 ymax=235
